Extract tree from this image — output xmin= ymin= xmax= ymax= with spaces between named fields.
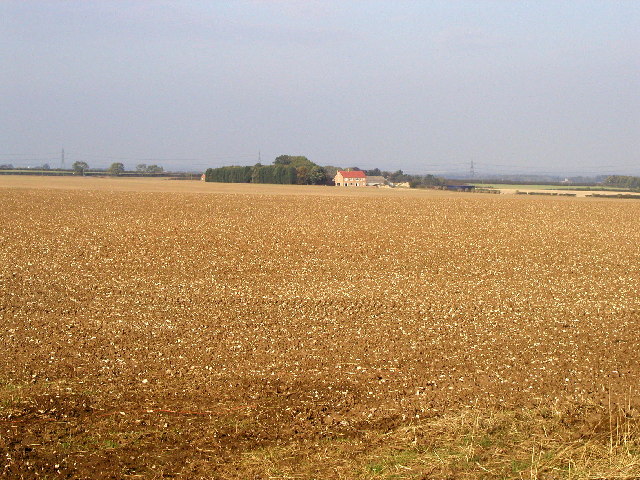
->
xmin=274 ymin=155 xmax=292 ymax=165
xmin=388 ymin=169 xmax=410 ymax=182
xmin=72 ymin=161 xmax=89 ymax=175
xmin=0 ymin=164 xmax=14 ymax=169
xmin=296 ymin=165 xmax=327 ymax=184
xmin=296 ymin=165 xmax=311 ymax=184
xmin=205 ymin=166 xmax=252 ymax=183
xmin=409 ymin=174 xmax=444 ymax=188
xmin=135 ymin=163 xmax=163 ymax=174
xmin=146 ymin=164 xmax=163 ymax=173
xmin=273 ymin=155 xmax=328 ymax=185
xmin=109 ymin=162 xmax=125 ymax=176
xmin=322 ymin=166 xmax=342 ymax=183
xmin=307 ymin=165 xmax=327 ymax=184
xmin=604 ymin=175 xmax=640 ymax=190
xmin=41 ymin=163 xmax=51 ymax=170
xmin=274 ymin=155 xmax=313 ymax=169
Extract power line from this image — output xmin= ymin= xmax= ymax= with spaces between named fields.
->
xmin=0 ymin=153 xmax=59 ymax=158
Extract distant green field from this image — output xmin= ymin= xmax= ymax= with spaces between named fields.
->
xmin=472 ymin=183 xmax=631 ymax=191
xmin=472 ymin=183 xmax=557 ymax=190
xmin=0 ymin=169 xmax=72 ymax=175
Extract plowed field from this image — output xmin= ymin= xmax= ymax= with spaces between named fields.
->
xmin=2 ymin=177 xmax=640 ymax=479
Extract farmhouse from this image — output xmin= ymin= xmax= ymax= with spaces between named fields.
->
xmin=334 ymin=170 xmax=367 ymax=187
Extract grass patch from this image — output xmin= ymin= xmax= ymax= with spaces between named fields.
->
xmin=348 ymin=405 xmax=640 ymax=479
xmin=102 ymin=439 xmax=120 ymax=449
xmin=59 ymin=435 xmax=99 ymax=453
xmin=0 ymin=381 xmax=25 ymax=412
xmin=206 ymin=404 xmax=640 ymax=478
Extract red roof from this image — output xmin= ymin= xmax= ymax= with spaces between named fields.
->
xmin=338 ymin=170 xmax=366 ymax=178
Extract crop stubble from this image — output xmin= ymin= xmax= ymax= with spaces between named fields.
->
xmin=1 ymin=179 xmax=640 ymax=478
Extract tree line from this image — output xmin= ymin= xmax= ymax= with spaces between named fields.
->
xmin=205 ymin=155 xmax=329 ymax=185
xmin=69 ymin=162 xmax=164 ymax=175
xmin=205 ymin=164 xmax=299 ymax=184
xmin=604 ymin=175 xmax=640 ymax=190
xmin=71 ymin=161 xmax=127 ymax=175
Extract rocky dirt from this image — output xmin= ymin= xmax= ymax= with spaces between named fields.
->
xmin=1 ymin=178 xmax=640 ymax=478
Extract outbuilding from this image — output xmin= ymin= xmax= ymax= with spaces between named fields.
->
xmin=366 ymin=175 xmax=388 ymax=187
xmin=445 ymin=185 xmax=475 ymax=192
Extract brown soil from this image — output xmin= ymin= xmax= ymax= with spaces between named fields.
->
xmin=1 ymin=177 xmax=640 ymax=478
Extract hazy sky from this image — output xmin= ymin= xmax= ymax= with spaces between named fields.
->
xmin=2 ymin=1 xmax=639 ymax=175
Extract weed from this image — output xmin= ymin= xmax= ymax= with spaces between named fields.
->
xmin=510 ymin=458 xmax=530 ymax=473
xmin=103 ymin=439 xmax=119 ymax=449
